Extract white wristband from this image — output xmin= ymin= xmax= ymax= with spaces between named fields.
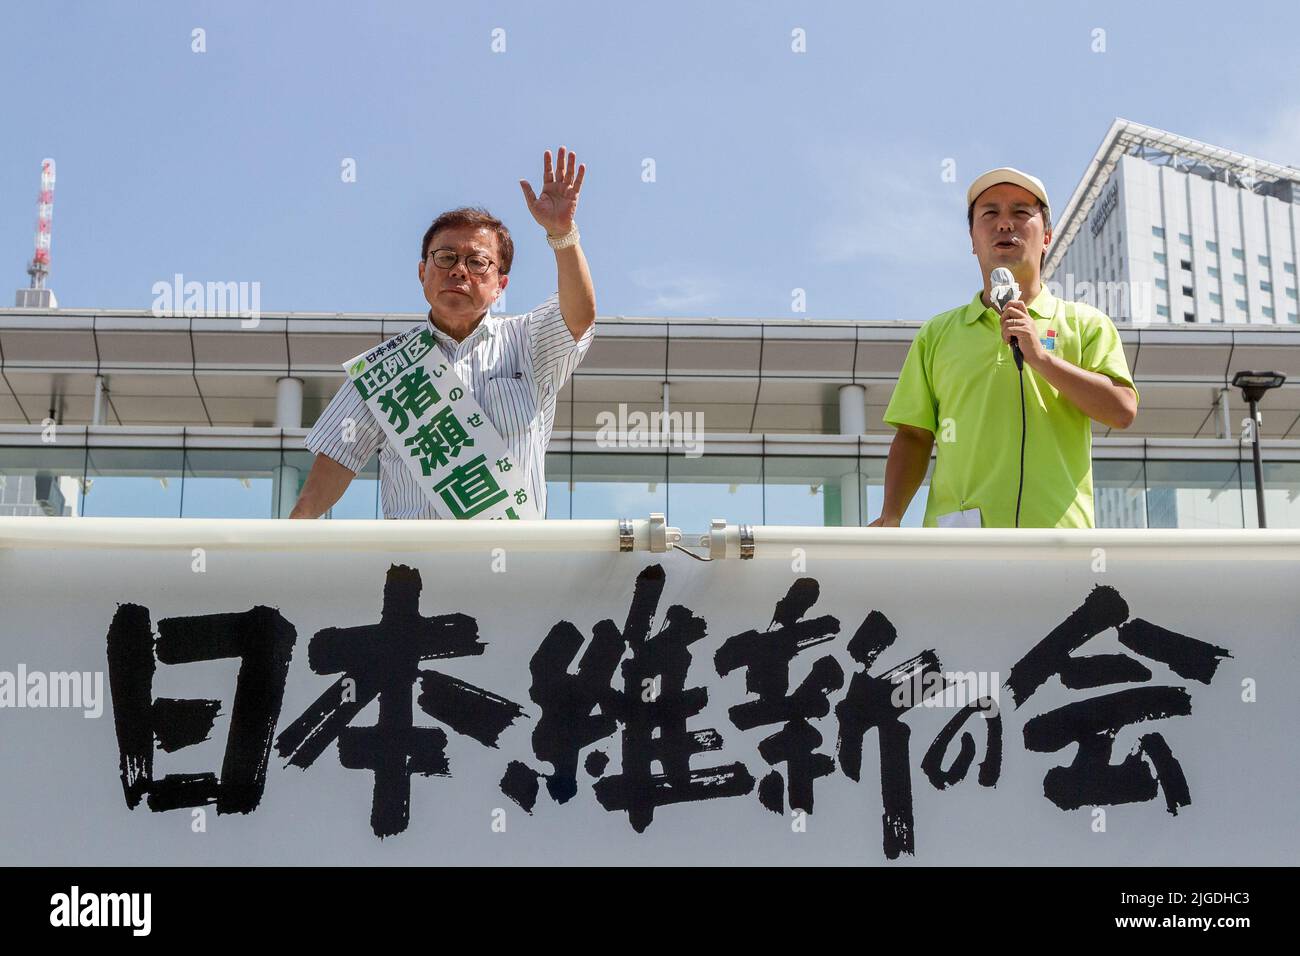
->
xmin=546 ymin=226 xmax=580 ymax=250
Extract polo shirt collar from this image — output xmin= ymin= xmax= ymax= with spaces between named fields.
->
xmin=962 ymin=291 xmax=989 ymax=325
xmin=963 ymin=285 xmax=1058 ymax=324
xmin=426 ymin=308 xmax=499 ymax=347
xmin=1027 ymin=286 xmax=1057 ymax=319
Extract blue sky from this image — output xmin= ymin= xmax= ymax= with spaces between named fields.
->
xmin=3 ymin=0 xmax=1298 ymax=322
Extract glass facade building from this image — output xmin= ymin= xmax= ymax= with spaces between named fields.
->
xmin=3 ymin=431 xmax=1299 ymax=529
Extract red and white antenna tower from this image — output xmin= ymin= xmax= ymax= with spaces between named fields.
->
xmin=27 ymin=158 xmax=56 ymax=289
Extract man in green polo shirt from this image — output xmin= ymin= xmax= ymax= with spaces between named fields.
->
xmin=872 ymin=167 xmax=1138 ymax=528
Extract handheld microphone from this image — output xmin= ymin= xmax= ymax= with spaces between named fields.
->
xmin=990 ymin=267 xmax=1023 ymax=370
xmin=990 ymin=266 xmax=1027 ymax=527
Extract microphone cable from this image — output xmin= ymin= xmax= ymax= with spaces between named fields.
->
xmin=992 ymin=269 xmax=1029 ymax=529
xmin=1014 ymin=356 xmax=1025 ymax=528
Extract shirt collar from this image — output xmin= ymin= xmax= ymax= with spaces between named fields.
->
xmin=425 ymin=308 xmax=499 ymax=346
xmin=963 ymin=285 xmax=1058 ymax=324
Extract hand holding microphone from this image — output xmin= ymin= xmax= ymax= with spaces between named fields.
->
xmin=990 ymin=267 xmax=1026 ymax=370
xmin=991 ymin=269 xmax=1047 ymax=371
xmin=990 ymin=266 xmax=1035 ymax=528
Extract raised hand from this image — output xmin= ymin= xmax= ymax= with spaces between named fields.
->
xmin=519 ymin=146 xmax=585 ymax=237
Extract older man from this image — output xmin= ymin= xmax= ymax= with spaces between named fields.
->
xmin=872 ymin=167 xmax=1138 ymax=528
xmin=291 ymin=147 xmax=595 ymax=519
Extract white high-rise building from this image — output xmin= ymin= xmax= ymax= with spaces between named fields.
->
xmin=1046 ymin=119 xmax=1300 ymax=326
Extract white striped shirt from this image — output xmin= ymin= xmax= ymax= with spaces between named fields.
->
xmin=305 ymin=293 xmax=593 ymax=519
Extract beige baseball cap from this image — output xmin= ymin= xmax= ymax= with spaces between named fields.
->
xmin=966 ymin=167 xmax=1050 ymax=213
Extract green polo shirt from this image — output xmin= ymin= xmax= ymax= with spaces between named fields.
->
xmin=883 ymin=288 xmax=1138 ymax=528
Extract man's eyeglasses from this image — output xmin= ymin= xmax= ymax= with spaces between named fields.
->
xmin=427 ymin=248 xmax=496 ymax=275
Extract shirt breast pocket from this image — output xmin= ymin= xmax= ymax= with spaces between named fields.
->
xmin=481 ymin=375 xmax=539 ymax=446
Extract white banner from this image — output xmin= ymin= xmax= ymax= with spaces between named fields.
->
xmin=0 ymin=519 xmax=1296 ymax=865
xmin=345 ymin=323 xmax=539 ymax=519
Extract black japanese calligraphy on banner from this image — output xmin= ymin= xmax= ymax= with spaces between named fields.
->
xmin=0 ymin=537 xmax=1295 ymax=865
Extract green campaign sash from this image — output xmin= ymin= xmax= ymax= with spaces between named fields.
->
xmin=344 ymin=324 xmax=540 ymax=519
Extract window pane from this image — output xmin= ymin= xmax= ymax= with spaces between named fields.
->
xmin=544 ymin=452 xmax=571 ymax=520
xmin=0 ymin=445 xmax=85 ymax=517
xmin=1254 ymin=462 xmax=1300 ymax=528
xmin=81 ymin=447 xmax=184 ymax=517
xmin=1095 ymin=459 xmax=1147 ymax=528
xmin=181 ymin=449 xmax=279 ymax=518
xmin=569 ymin=453 xmax=667 ymax=520
xmin=669 ymin=454 xmax=763 ymax=529
xmin=1144 ymin=460 xmax=1244 ymax=529
xmin=764 ymin=456 xmax=859 ymax=526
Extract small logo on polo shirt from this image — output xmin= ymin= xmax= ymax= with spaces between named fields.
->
xmin=1040 ymin=328 xmax=1057 ymax=351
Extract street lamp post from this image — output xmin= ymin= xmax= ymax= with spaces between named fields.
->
xmin=1231 ymin=370 xmax=1287 ymax=528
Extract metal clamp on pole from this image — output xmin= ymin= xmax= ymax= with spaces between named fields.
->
xmin=648 ymin=512 xmax=671 ymax=553
xmin=704 ymin=517 xmax=728 ymax=560
xmin=739 ymin=523 xmax=755 ymax=560
xmin=618 ymin=515 xmax=681 ymax=554
xmin=700 ymin=519 xmax=759 ymax=560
